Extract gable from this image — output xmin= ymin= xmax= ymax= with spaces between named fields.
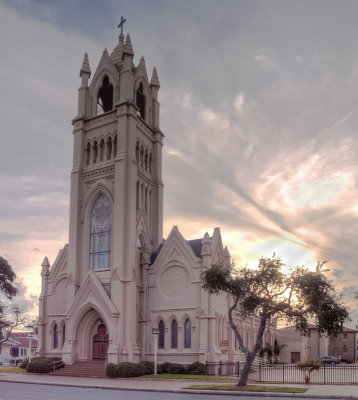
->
xmin=150 ymin=226 xmax=201 ymax=276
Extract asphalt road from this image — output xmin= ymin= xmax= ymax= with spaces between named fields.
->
xmin=0 ymin=382 xmax=305 ymax=400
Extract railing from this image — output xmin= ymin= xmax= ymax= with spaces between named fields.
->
xmin=254 ymin=363 xmax=358 ymax=385
xmin=51 ymin=359 xmax=66 ymax=372
xmin=206 ymin=361 xmax=240 ymax=377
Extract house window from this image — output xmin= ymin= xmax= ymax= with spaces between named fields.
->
xmin=171 ymin=320 xmax=178 ymax=349
xmin=158 ymin=320 xmax=165 ymax=349
xmin=90 ymin=194 xmax=112 ymax=270
xmin=54 ymin=324 xmax=58 ymax=349
xmin=97 ymin=75 xmax=113 ymax=114
xmin=343 ymin=333 xmax=348 ymax=339
xmin=184 ymin=319 xmax=191 ymax=348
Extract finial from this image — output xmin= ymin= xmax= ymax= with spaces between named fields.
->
xmin=117 ymin=16 xmax=126 ymax=35
xmin=41 ymin=257 xmax=50 ymax=268
xmin=80 ymin=52 xmax=91 ymax=78
xmin=150 ymin=66 xmax=160 ymax=87
xmin=41 ymin=257 xmax=50 ymax=276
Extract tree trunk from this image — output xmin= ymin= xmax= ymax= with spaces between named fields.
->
xmin=238 ymin=352 xmax=256 ymax=386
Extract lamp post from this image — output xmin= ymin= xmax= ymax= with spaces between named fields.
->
xmin=27 ymin=332 xmax=34 ymax=363
xmin=152 ymin=328 xmax=159 ymax=375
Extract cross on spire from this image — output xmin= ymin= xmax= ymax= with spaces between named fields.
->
xmin=117 ymin=16 xmax=126 ymax=35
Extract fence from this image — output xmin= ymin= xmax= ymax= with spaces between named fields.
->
xmin=254 ymin=363 xmax=358 ymax=385
xmin=206 ymin=361 xmax=240 ymax=377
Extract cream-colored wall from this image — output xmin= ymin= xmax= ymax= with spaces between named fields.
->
xmin=277 ymin=326 xmax=308 ymax=363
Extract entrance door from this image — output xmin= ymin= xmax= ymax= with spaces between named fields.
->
xmin=92 ymin=324 xmax=109 ymax=360
xmin=291 ymin=352 xmax=301 ymax=363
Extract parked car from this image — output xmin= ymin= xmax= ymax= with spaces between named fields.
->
xmin=320 ymin=356 xmax=341 ymax=365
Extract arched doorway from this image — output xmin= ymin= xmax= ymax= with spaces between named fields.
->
xmin=75 ymin=307 xmax=110 ymax=361
xmin=92 ymin=323 xmax=109 ymax=360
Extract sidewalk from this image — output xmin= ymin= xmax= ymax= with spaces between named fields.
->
xmin=1 ymin=372 xmax=358 ymax=399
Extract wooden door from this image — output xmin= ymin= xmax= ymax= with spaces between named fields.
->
xmin=291 ymin=352 xmax=300 ymax=363
xmin=93 ymin=324 xmax=109 ymax=360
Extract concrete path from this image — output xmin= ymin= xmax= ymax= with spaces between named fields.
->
xmin=1 ymin=372 xmax=358 ymax=399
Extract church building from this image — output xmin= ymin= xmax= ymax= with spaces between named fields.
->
xmin=37 ymin=26 xmax=276 ymax=366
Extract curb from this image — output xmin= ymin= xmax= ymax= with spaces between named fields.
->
xmin=1 ymin=377 xmax=358 ymax=399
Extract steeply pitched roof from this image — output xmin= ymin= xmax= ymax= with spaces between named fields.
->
xmin=186 ymin=239 xmax=203 ymax=259
xmin=150 ymin=237 xmax=204 ymax=264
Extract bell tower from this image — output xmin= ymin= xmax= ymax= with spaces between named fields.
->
xmin=65 ymin=25 xmax=164 ymax=362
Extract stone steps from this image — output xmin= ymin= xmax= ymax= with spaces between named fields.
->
xmin=49 ymin=360 xmax=107 ymax=378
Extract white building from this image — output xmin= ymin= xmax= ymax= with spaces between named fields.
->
xmin=37 ymin=26 xmax=275 ymax=366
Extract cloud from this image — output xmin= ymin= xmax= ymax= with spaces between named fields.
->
xmin=233 ymin=93 xmax=245 ymax=113
xmin=1 ymin=1 xmax=358 ymax=327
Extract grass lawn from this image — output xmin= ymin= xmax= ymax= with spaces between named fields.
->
xmin=0 ymin=367 xmax=26 ymax=373
xmin=141 ymin=374 xmax=235 ymax=380
xmin=184 ymin=384 xmax=308 ymax=393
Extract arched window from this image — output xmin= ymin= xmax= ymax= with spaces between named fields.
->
xmin=97 ymin=75 xmax=113 ymax=114
xmin=53 ymin=324 xmax=58 ymax=349
xmin=90 ymin=194 xmax=112 ymax=270
xmin=85 ymin=142 xmax=91 ymax=165
xmin=99 ymin=139 xmax=105 ymax=161
xmin=144 ymin=151 xmax=148 ymax=172
xmin=158 ymin=320 xmax=165 ymax=349
xmin=149 ymin=153 xmax=153 ymax=173
xmin=92 ymin=141 xmax=98 ymax=164
xmin=62 ymin=324 xmax=66 ymax=346
xmin=184 ymin=319 xmax=191 ymax=348
xmin=135 ymin=142 xmax=140 ymax=163
xmin=113 ymin=134 xmax=117 ymax=157
xmin=171 ymin=320 xmax=178 ymax=348
xmin=140 ymin=146 xmax=144 ymax=168
xmin=106 ymin=137 xmax=112 ymax=160
xmin=136 ymin=82 xmax=145 ymax=119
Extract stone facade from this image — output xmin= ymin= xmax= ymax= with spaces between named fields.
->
xmin=36 ymin=29 xmax=275 ymax=365
xmin=328 ymin=327 xmax=357 ymax=362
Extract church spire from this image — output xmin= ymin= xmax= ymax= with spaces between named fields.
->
xmin=80 ymin=52 xmax=91 ymax=80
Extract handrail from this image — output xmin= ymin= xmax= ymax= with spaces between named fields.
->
xmin=52 ymin=359 xmax=65 ymax=372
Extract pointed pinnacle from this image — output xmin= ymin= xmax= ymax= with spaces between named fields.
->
xmin=80 ymin=52 xmax=91 ymax=77
xmin=41 ymin=257 xmax=50 ymax=268
xmin=150 ymin=66 xmax=160 ymax=87
xmin=124 ymin=34 xmax=134 ymax=55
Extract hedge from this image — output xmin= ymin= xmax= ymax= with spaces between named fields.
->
xmin=106 ymin=360 xmax=206 ymax=377
xmin=26 ymin=357 xmax=63 ymax=374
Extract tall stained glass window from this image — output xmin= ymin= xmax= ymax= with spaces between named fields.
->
xmin=90 ymin=194 xmax=112 ymax=270
xmin=184 ymin=319 xmax=191 ymax=348
xmin=54 ymin=324 xmax=58 ymax=349
xmin=171 ymin=320 xmax=178 ymax=348
xmin=158 ymin=320 xmax=165 ymax=349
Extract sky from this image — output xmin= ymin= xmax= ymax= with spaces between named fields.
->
xmin=0 ymin=0 xmax=357 ymax=325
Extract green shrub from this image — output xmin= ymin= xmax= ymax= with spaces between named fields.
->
xmin=106 ymin=363 xmax=117 ymax=378
xmin=115 ymin=362 xmax=143 ymax=378
xmin=138 ymin=360 xmax=154 ymax=375
xmin=158 ymin=361 xmax=171 ymax=374
xmin=26 ymin=357 xmax=63 ymax=374
xmin=295 ymin=359 xmax=322 ymax=384
xmin=19 ymin=358 xmax=29 ymax=369
xmin=187 ymin=361 xmax=206 ymax=375
xmin=167 ymin=363 xmax=187 ymax=374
